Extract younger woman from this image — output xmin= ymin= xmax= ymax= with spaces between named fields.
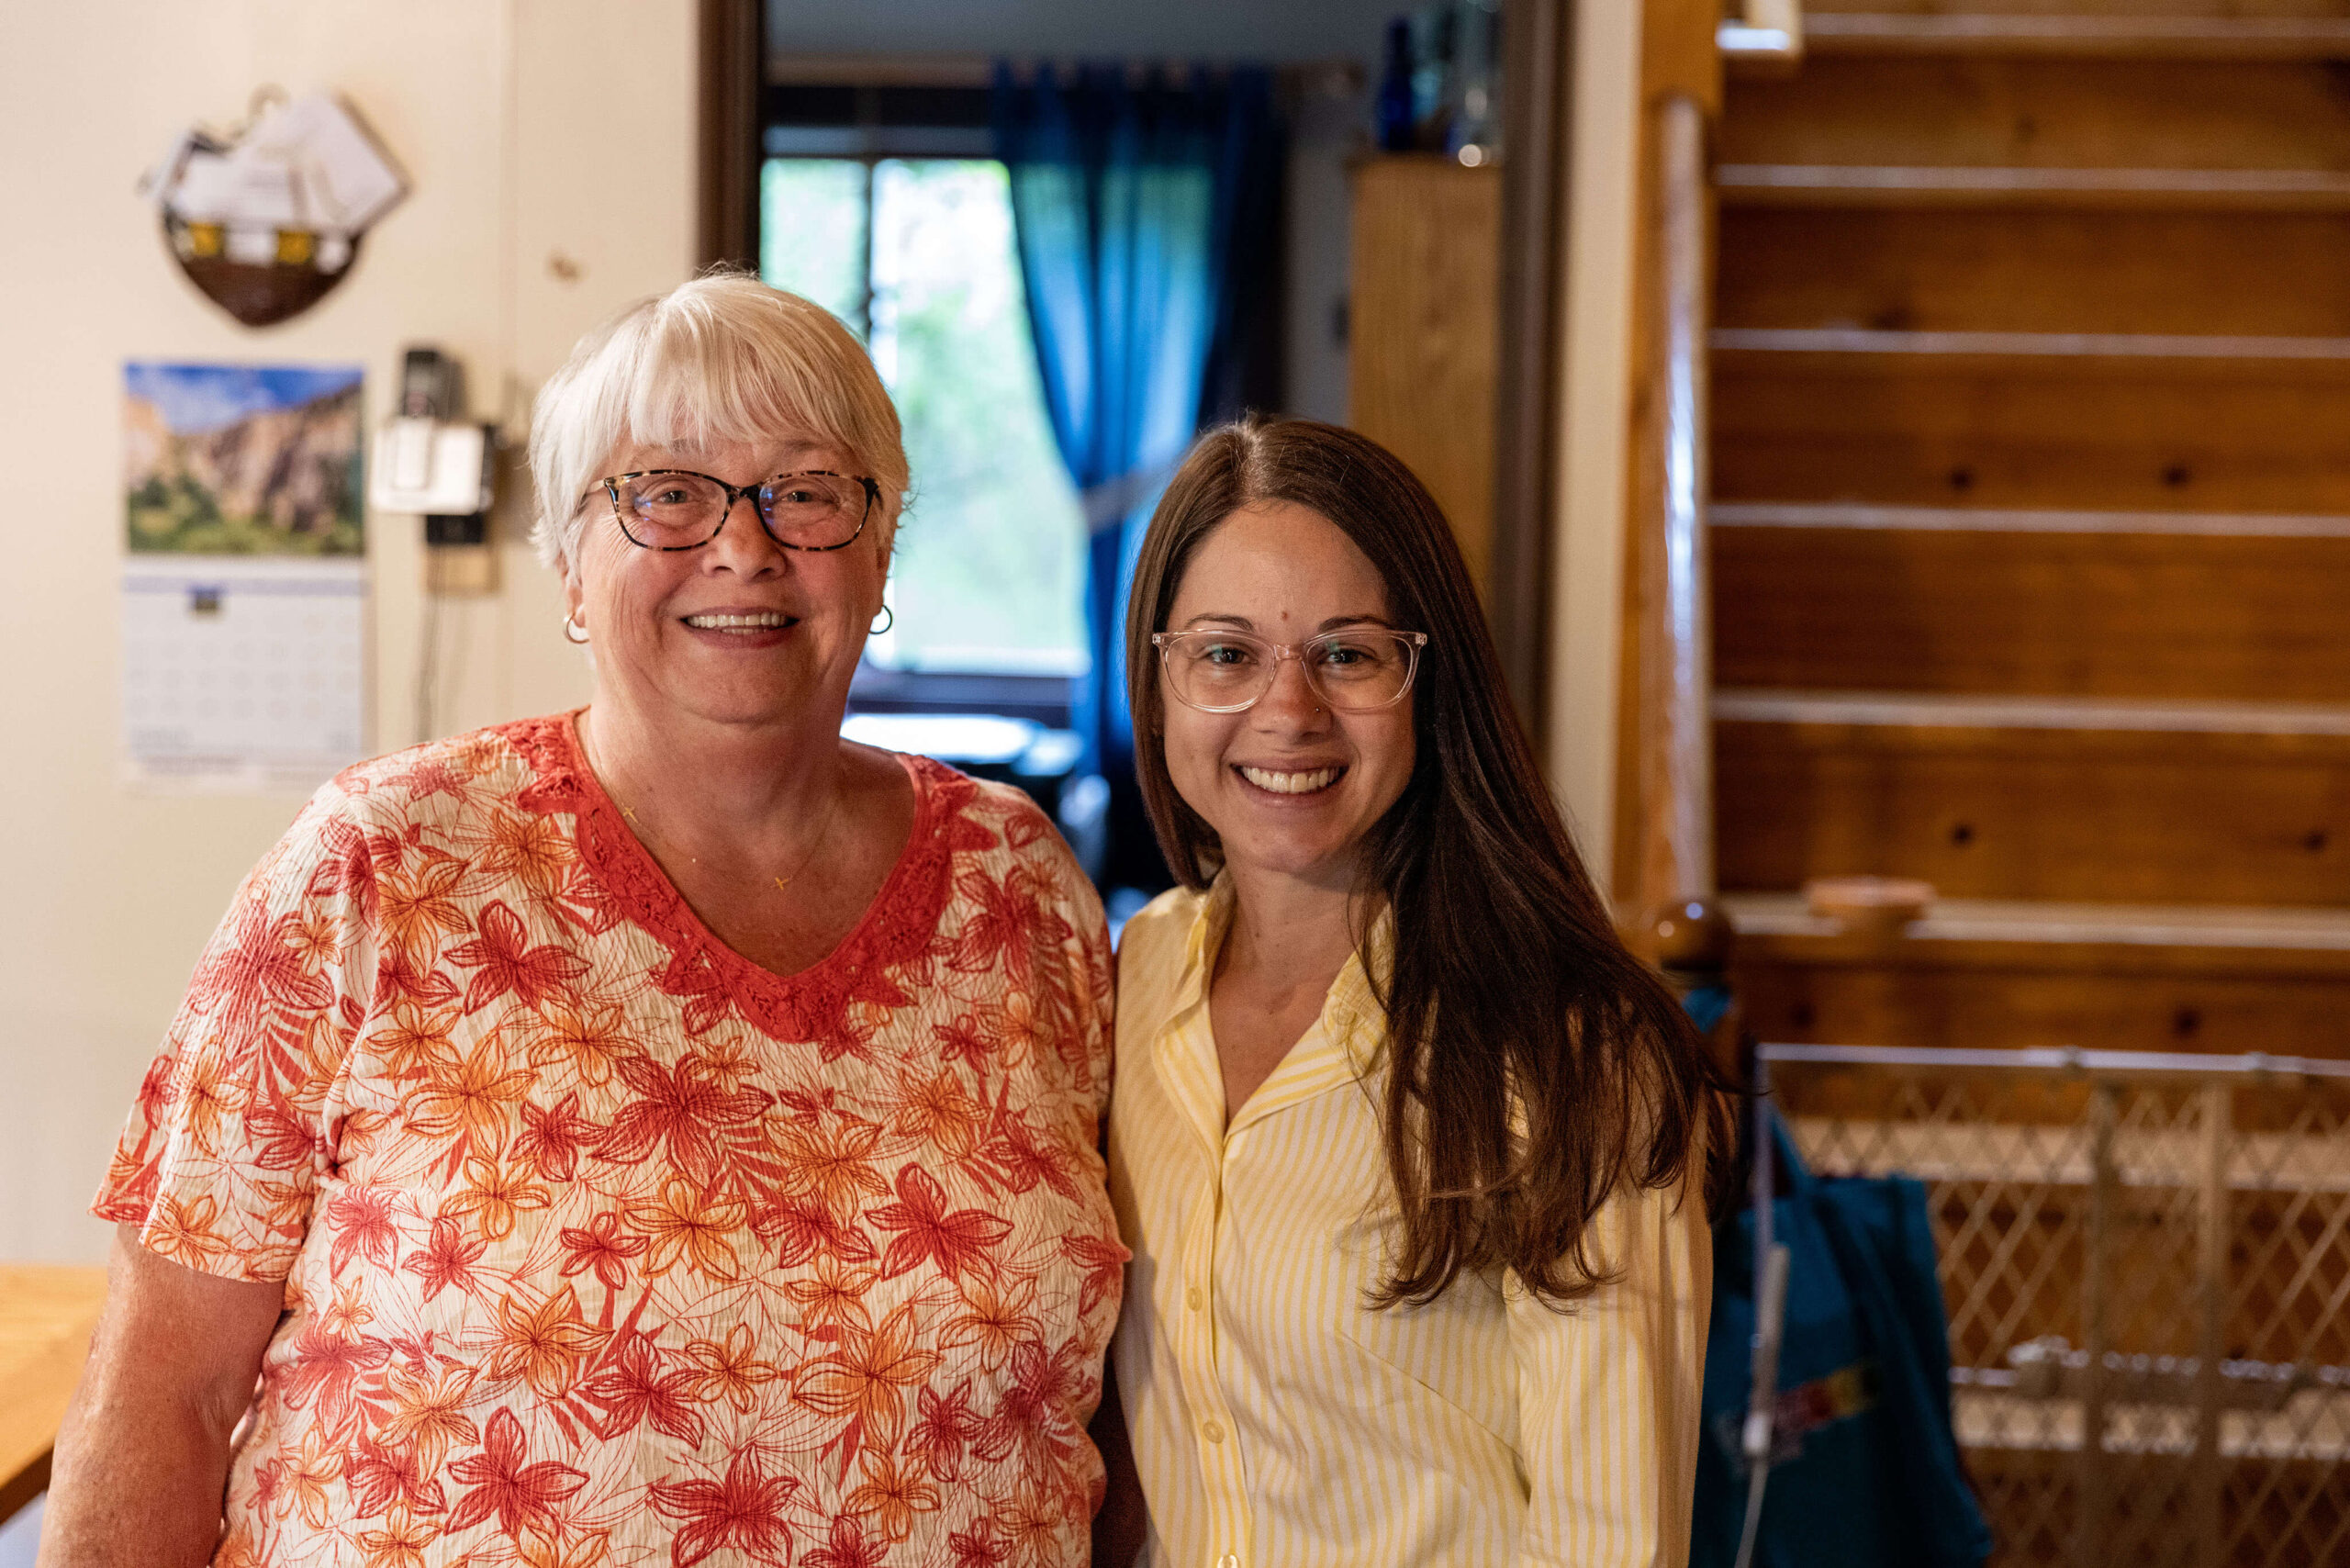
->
xmin=1106 ymin=419 xmax=1725 ymax=1567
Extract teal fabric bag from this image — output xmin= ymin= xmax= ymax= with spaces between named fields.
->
xmin=1691 ymin=1107 xmax=1993 ymax=1568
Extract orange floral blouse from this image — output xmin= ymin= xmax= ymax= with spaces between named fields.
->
xmin=95 ymin=713 xmax=1125 ymax=1568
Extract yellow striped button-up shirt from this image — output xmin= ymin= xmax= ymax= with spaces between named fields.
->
xmin=1107 ymin=880 xmax=1712 ymax=1568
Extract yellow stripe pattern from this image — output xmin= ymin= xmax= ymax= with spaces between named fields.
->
xmin=1108 ymin=879 xmax=1713 ymax=1567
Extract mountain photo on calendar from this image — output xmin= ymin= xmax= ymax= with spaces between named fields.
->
xmin=124 ymin=361 xmax=364 ymax=555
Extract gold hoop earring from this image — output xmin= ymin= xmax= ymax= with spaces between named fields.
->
xmin=869 ymin=605 xmax=894 ymax=635
xmin=563 ymin=613 xmax=590 ymax=645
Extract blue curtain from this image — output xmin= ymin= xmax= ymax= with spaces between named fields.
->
xmin=993 ymin=62 xmax=1281 ymax=888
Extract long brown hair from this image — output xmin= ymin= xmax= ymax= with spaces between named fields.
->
xmin=1126 ymin=417 xmax=1727 ymax=1308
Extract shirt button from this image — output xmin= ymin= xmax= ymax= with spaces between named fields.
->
xmin=1202 ymin=1418 xmax=1225 ymax=1443
xmin=1185 ymin=1286 xmax=1204 ymax=1311
xmin=1216 ymin=1556 xmax=1240 ymax=1568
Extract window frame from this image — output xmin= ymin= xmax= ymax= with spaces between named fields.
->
xmin=761 ymin=84 xmax=1078 ymax=722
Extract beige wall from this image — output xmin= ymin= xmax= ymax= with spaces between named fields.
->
xmin=0 ymin=0 xmax=698 ymax=1263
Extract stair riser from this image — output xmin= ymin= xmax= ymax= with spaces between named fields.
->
xmin=1737 ymin=957 xmax=2350 ymax=1056
xmin=1721 ymin=57 xmax=2350 ymax=172
xmin=1718 ymin=208 xmax=2350 ymax=337
xmin=1718 ymin=722 xmax=2350 ymax=903
xmin=1715 ymin=364 xmax=2350 ymax=510
xmin=1715 ymin=528 xmax=2350 ymax=701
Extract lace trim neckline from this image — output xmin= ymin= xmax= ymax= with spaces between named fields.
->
xmin=498 ymin=710 xmax=968 ymax=1048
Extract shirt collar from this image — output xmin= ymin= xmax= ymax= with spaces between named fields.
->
xmin=1158 ymin=874 xmax=1391 ymax=1140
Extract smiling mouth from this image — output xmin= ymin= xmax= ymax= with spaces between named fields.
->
xmin=1236 ymin=764 xmax=1345 ymax=795
xmin=682 ymin=612 xmax=797 ymax=633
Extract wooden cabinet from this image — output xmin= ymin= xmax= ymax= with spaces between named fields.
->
xmin=1347 ymin=156 xmax=1504 ymax=596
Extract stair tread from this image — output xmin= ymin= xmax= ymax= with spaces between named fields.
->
xmin=1716 ymin=326 xmax=2350 ymax=359
xmin=1808 ymin=14 xmax=2350 ymax=60
xmin=1710 ymin=502 xmax=2350 ymax=538
xmin=1715 ymin=688 xmax=2350 ymax=735
xmin=1718 ymin=163 xmax=2350 ymax=209
xmin=1726 ymin=892 xmax=2350 ymax=952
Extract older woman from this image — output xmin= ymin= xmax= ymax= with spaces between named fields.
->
xmin=46 ymin=275 xmax=1123 ymax=1568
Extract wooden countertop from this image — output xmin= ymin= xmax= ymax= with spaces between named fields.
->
xmin=0 ymin=1266 xmax=106 ymax=1522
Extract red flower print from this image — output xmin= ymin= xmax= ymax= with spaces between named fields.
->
xmin=870 ymin=1164 xmax=1013 ymax=1282
xmin=93 ymin=723 xmax=1126 ymax=1567
xmin=946 ymin=866 xmax=1070 ymax=986
xmin=595 ymin=1051 xmax=773 ymax=1187
xmin=304 ymin=815 xmax=382 ymax=924
xmin=933 ymin=1014 xmax=992 ymax=1070
xmin=280 ymin=1324 xmax=394 ymax=1428
xmin=653 ymin=945 xmax=740 ymax=1036
xmin=978 ymin=1339 xmax=1088 ymax=1474
xmin=794 ymin=1301 xmax=944 ymax=1459
xmin=375 ymin=856 xmax=474 ymax=968
xmin=446 ymin=1406 xmax=588 ymax=1539
xmin=474 ymin=808 xmax=571 ymax=900
xmin=770 ymin=1115 xmax=889 ymax=1218
xmin=947 ymin=1523 xmax=1010 ymax=1568
xmin=804 ymin=1514 xmax=888 ymax=1568
xmin=375 ymin=1362 xmax=479 ymax=1472
xmin=245 ymin=1103 xmax=325 ymax=1172
xmin=557 ymin=1209 xmax=646 ymax=1292
xmin=512 ymin=1092 xmax=599 ymax=1182
xmin=344 ymin=1433 xmax=447 ymax=1518
xmin=145 ymin=1192 xmax=234 ymax=1269
xmin=402 ymin=1215 xmax=487 ymax=1299
xmin=755 ymin=1193 xmax=880 ymax=1270
xmin=626 ymin=1178 xmax=747 ymax=1282
xmin=186 ymin=904 xmax=335 ymax=1043
xmin=371 ymin=946 xmax=463 ymax=1012
xmin=683 ymin=1323 xmax=784 ymax=1413
xmin=354 ymin=1515 xmax=439 ymax=1568
xmin=408 ymin=1035 xmax=537 ymax=1149
xmin=969 ymin=1110 xmax=1081 ymax=1203
xmin=384 ymin=755 xmax=472 ymax=805
xmin=649 ymin=1450 xmax=802 ymax=1568
xmin=444 ymin=901 xmax=590 ymax=1014
xmin=909 ymin=1379 xmax=987 ymax=1482
xmin=485 ymin=1285 xmax=604 ymax=1400
xmin=326 ymin=1185 xmax=403 ymax=1278
xmin=1060 ymin=1233 xmax=1130 ymax=1319
xmin=581 ymin=1333 xmax=704 ymax=1445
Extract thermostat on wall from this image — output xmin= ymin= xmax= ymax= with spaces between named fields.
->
xmin=369 ymin=418 xmax=494 ymax=516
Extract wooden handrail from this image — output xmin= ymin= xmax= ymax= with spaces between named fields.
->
xmin=1718 ymin=0 xmax=1805 ymax=64
xmin=1632 ymin=91 xmax=1718 ymax=912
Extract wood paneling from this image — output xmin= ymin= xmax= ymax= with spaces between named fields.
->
xmin=1348 ymin=157 xmax=1503 ymax=595
xmin=1712 ymin=361 xmax=2350 ymax=511
xmin=1716 ymin=718 xmax=2350 ymax=903
xmin=1712 ymin=526 xmax=2350 ymax=700
xmin=1718 ymin=58 xmax=2350 ymax=173
xmin=1717 ymin=208 xmax=2350 ymax=336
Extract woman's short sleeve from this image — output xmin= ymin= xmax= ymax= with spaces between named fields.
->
xmin=92 ymin=780 xmax=379 ymax=1282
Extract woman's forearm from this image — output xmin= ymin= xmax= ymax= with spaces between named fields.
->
xmin=38 ymin=1227 xmax=282 ymax=1568
xmin=39 ymin=1368 xmax=241 ymax=1567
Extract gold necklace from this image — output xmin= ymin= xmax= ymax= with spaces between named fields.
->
xmin=610 ymin=771 xmax=844 ymax=893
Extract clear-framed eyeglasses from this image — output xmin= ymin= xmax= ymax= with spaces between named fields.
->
xmin=591 ymin=469 xmax=879 ymax=552
xmin=1151 ymin=627 xmax=1430 ymax=713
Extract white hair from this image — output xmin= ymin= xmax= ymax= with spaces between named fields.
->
xmin=528 ymin=272 xmax=908 ymax=577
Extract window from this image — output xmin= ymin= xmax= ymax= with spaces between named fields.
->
xmin=761 ymin=153 xmax=1089 ymax=684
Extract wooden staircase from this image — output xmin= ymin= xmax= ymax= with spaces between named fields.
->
xmin=1704 ymin=1 xmax=2350 ymax=1058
